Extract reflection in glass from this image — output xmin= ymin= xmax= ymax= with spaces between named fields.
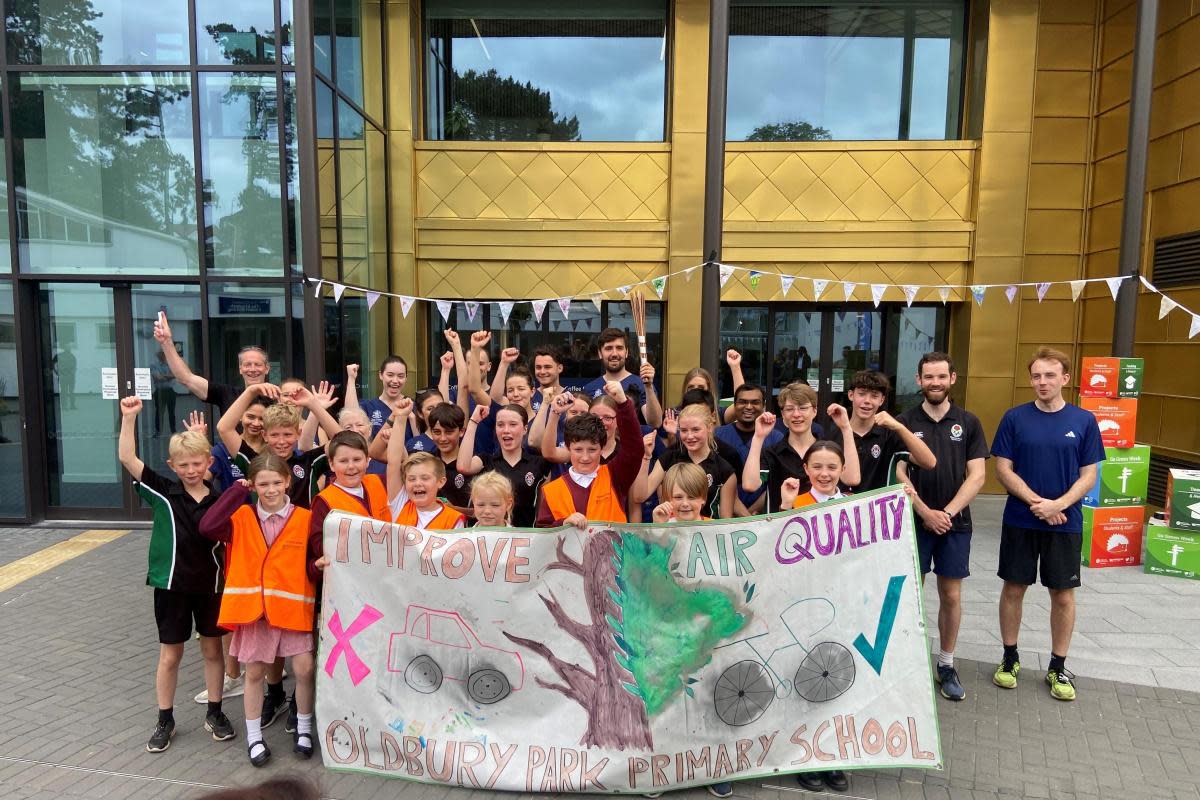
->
xmin=0 ymin=285 xmax=25 ymax=517
xmin=719 ymin=306 xmax=768 ymax=398
xmin=334 ymin=0 xmax=363 ymax=107
xmin=201 ymin=74 xmax=284 ymax=276
xmin=195 ymin=0 xmax=281 ymax=65
xmin=6 ymin=0 xmax=190 ymax=65
xmin=772 ymin=310 xmax=822 ymax=395
xmin=424 ymin=0 xmax=667 ymax=141
xmin=13 ymin=73 xmax=198 ymax=275
xmin=132 ymin=285 xmax=205 ymax=476
xmin=313 ymin=0 xmax=332 ymax=77
xmin=284 ymin=75 xmax=299 ymax=273
xmin=39 ymin=283 xmax=122 ymax=508
xmin=887 ymin=305 xmax=945 ymax=413
xmin=207 ymin=283 xmax=288 ymax=387
xmin=0 ymin=132 xmax=9 ymax=273
xmin=727 ymin=2 xmax=964 ymax=141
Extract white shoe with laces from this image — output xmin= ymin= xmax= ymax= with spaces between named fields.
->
xmin=194 ymin=674 xmax=246 ymax=704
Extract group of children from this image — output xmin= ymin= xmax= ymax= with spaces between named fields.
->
xmin=126 ymin=321 xmax=938 ymax=796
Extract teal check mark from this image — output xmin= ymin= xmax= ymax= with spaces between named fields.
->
xmin=853 ymin=574 xmax=907 ymax=675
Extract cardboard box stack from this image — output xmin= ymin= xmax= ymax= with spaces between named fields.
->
xmin=1079 ymin=357 xmax=1147 ymax=568
xmin=1145 ymin=470 xmax=1200 ymax=580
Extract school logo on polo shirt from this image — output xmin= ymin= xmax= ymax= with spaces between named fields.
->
xmin=293 ymin=464 xmax=306 ymax=479
xmin=707 ymin=473 xmax=714 ymax=487
xmin=913 ymin=431 xmax=925 ymax=438
xmin=412 ymin=441 xmax=425 ymax=451
xmin=454 ymin=473 xmax=465 ymax=488
xmin=524 ymin=472 xmax=535 ymax=487
xmin=870 ymin=444 xmax=881 ymax=459
xmin=370 ymin=410 xmax=383 ymax=424
xmin=950 ymin=423 xmax=963 ymax=441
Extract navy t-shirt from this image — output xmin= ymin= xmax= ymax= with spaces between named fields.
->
xmin=582 ymin=374 xmax=652 ymax=424
xmin=991 ymin=402 xmax=1105 ymax=533
xmin=359 ymin=397 xmax=392 ymax=438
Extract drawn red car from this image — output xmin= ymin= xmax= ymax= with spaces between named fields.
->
xmin=383 ymin=604 xmax=526 ymax=704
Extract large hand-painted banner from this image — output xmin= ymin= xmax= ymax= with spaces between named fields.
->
xmin=317 ymin=485 xmax=942 ymax=792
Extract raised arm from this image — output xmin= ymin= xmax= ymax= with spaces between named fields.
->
xmin=490 ymin=347 xmax=518 ymax=406
xmin=294 ymin=385 xmax=341 ymax=441
xmin=368 ymin=417 xmax=393 ymax=461
xmin=437 ymin=349 xmax=454 ymax=411
xmin=386 ymin=397 xmax=414 ymax=500
xmin=875 ymin=411 xmax=936 ymax=470
xmin=639 ymin=362 xmax=663 ymax=428
xmin=152 ymin=312 xmax=209 ymax=400
xmin=466 ymin=331 xmax=493 ymax=408
xmin=444 ymin=329 xmax=472 ymax=416
xmin=343 ymin=363 xmax=360 ymax=411
xmin=630 ymin=432 xmax=662 ymax=504
xmin=722 ymin=349 xmax=746 ymax=424
xmin=741 ymin=412 xmax=775 ymax=492
xmin=216 ymin=384 xmax=278 ymax=455
xmin=527 ymin=386 xmax=558 ymax=449
xmin=298 ymin=381 xmax=336 ymax=450
xmin=827 ymin=404 xmax=861 ymax=487
xmin=117 ymin=397 xmax=146 ymax=480
xmin=540 ymin=391 xmax=572 ymax=464
xmin=456 ymin=404 xmax=489 ymax=476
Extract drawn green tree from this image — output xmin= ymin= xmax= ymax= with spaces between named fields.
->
xmin=504 ymin=531 xmax=747 ymax=750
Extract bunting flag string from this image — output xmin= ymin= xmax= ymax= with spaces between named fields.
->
xmin=308 ymin=263 xmax=1198 ymax=340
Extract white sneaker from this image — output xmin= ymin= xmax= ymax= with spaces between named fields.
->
xmin=194 ymin=675 xmax=246 ymax=704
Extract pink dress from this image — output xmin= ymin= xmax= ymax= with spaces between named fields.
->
xmin=228 ymin=501 xmax=314 ymax=664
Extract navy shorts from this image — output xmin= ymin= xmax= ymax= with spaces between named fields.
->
xmin=997 ymin=524 xmax=1082 ymax=590
xmin=916 ymin=526 xmax=971 ymax=578
xmin=154 ymin=588 xmax=224 ymax=644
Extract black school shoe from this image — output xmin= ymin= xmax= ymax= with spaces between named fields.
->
xmin=294 ymin=729 xmax=314 ymax=759
xmin=824 ymin=771 xmax=849 ymax=791
xmin=795 ymin=772 xmax=825 ymax=791
xmin=248 ymin=740 xmax=271 ymax=767
xmin=205 ymin=711 xmax=236 ymax=741
xmin=260 ymin=692 xmax=284 ymax=729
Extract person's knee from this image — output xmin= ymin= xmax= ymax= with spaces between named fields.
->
xmin=244 ymin=662 xmax=269 ymax=681
xmin=1048 ymin=588 xmax=1075 ymax=608
xmin=159 ymin=644 xmax=185 ymax=669
xmin=938 ymin=578 xmax=962 ymax=606
xmin=290 ymin=654 xmax=315 ymax=681
xmin=1000 ymin=581 xmax=1028 ymax=600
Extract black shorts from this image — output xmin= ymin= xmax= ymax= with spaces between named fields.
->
xmin=154 ymin=588 xmax=224 ymax=644
xmin=997 ymin=524 xmax=1082 ymax=590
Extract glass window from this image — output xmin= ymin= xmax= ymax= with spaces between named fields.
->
xmin=284 ymin=75 xmax=300 ymax=274
xmin=886 ymin=305 xmax=946 ymax=413
xmin=12 ymin=73 xmax=198 ymax=275
xmin=423 ymin=0 xmax=668 ymax=142
xmin=200 ymin=74 xmax=285 ymax=276
xmin=728 ymin=2 xmax=965 ymax=141
xmin=334 ymin=0 xmax=363 ymax=107
xmin=0 ymin=284 xmax=25 ymax=517
xmin=313 ymin=0 xmax=333 ymax=77
xmin=280 ymin=0 xmax=294 ymax=65
xmin=195 ymin=0 xmax=282 ymax=65
xmin=208 ymin=283 xmax=289 ymax=386
xmin=0 ymin=123 xmax=9 ymax=273
xmin=771 ymin=310 xmax=822 ymax=396
xmin=6 ymin=0 xmax=190 ymax=65
xmin=719 ymin=305 xmax=768 ymax=399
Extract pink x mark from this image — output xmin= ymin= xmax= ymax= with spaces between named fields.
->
xmin=324 ymin=604 xmax=383 ymax=686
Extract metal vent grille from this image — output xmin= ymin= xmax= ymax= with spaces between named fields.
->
xmin=1153 ymin=231 xmax=1200 ymax=288
xmin=1148 ymin=452 xmax=1199 ymax=508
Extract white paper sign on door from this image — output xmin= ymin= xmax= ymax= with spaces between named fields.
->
xmin=134 ymin=368 xmax=153 ymax=400
xmin=831 ymin=377 xmax=845 ymax=393
xmin=101 ymin=368 xmax=119 ymax=400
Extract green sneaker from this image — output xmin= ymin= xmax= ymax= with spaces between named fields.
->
xmin=992 ymin=660 xmax=1020 ymax=689
xmin=1046 ymin=668 xmax=1076 ymax=701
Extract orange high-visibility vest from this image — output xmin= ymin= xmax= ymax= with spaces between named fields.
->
xmin=542 ymin=466 xmax=627 ymax=524
xmin=394 ymin=500 xmax=463 ymax=530
xmin=218 ymin=505 xmax=316 ymax=633
xmin=315 ymin=474 xmax=391 ymax=521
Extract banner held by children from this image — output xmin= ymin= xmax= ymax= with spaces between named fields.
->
xmin=316 ymin=485 xmax=941 ymax=793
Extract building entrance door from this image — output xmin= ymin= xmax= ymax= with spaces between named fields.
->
xmin=31 ymin=282 xmax=205 ymax=520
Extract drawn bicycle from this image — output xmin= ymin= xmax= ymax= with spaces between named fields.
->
xmin=711 ymin=597 xmax=856 ymax=727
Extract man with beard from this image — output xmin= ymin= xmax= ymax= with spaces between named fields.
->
xmin=715 ymin=382 xmax=782 ymax=514
xmin=896 ymin=352 xmax=988 ymax=702
xmin=581 ymin=328 xmax=663 ymax=428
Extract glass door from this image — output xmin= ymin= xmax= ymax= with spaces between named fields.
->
xmin=824 ymin=308 xmax=883 ymax=418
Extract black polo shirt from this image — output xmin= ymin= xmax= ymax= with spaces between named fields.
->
xmin=657 ymin=448 xmax=736 ymax=518
xmin=203 ymin=382 xmax=241 ymax=414
xmin=441 ymin=455 xmax=472 ymax=512
xmin=136 ymin=466 xmax=222 ymax=593
xmin=481 ymin=449 xmax=551 ymax=528
xmin=758 ymin=437 xmax=811 ymax=513
xmin=233 ymin=441 xmax=327 ymax=509
xmin=897 ymin=402 xmax=989 ymax=532
xmin=852 ymin=424 xmax=905 ymax=492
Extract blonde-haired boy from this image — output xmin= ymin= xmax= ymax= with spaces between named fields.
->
xmin=387 ymin=451 xmax=465 ymax=530
xmin=117 ymin=396 xmax=234 ymax=754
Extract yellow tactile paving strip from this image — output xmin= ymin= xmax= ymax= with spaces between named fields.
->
xmin=0 ymin=529 xmax=130 ymax=593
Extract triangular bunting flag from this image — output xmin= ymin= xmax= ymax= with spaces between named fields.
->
xmin=531 ymin=299 xmax=548 ymax=321
xmin=902 ymin=285 xmax=918 ymax=307
xmin=591 ymin=296 xmax=603 ymax=313
xmin=571 ymin=319 xmax=580 ymax=331
xmin=1140 ymin=275 xmax=1155 ymax=291
xmin=1159 ymin=294 xmax=1179 ymax=319
xmin=870 ymin=284 xmax=886 ymax=307
xmin=1105 ymin=276 xmax=1124 ymax=300
xmin=312 ymin=279 xmax=324 ymax=298
xmin=842 ymin=282 xmax=856 ymax=302
xmin=365 ymin=291 xmax=381 ymax=310
xmin=399 ymin=296 xmax=415 ymax=318
xmin=1005 ymin=285 xmax=1018 ymax=304
xmin=464 ymin=301 xmax=479 ymax=323
xmin=619 ymin=285 xmax=631 ymax=296
xmin=718 ymin=264 xmax=735 ymax=288
xmin=749 ymin=270 xmax=762 ymax=290
xmin=1070 ymin=280 xmax=1086 ymax=302
xmin=685 ymin=268 xmax=695 ymax=282
xmin=781 ymin=275 xmax=796 ymax=297
xmin=557 ymin=297 xmax=572 ymax=318
xmin=1191 ymin=314 xmax=1200 ymax=339
xmin=812 ymin=279 xmax=828 ymax=301
xmin=435 ymin=300 xmax=453 ymax=322
xmin=332 ymin=283 xmax=346 ymax=303
xmin=497 ymin=301 xmax=514 ymax=326
xmin=1036 ymin=282 xmax=1051 ymax=302
xmin=938 ymin=287 xmax=950 ymax=305
xmin=651 ymin=276 xmax=667 ymax=299
xmin=970 ymin=285 xmax=986 ymax=306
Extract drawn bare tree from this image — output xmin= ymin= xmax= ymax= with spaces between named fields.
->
xmin=503 ymin=531 xmax=653 ymax=750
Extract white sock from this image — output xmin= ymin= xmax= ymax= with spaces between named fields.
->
xmin=297 ymin=712 xmax=313 ymax=737
xmin=938 ymin=650 xmax=954 ymax=668
xmin=246 ymin=717 xmax=265 ymax=756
